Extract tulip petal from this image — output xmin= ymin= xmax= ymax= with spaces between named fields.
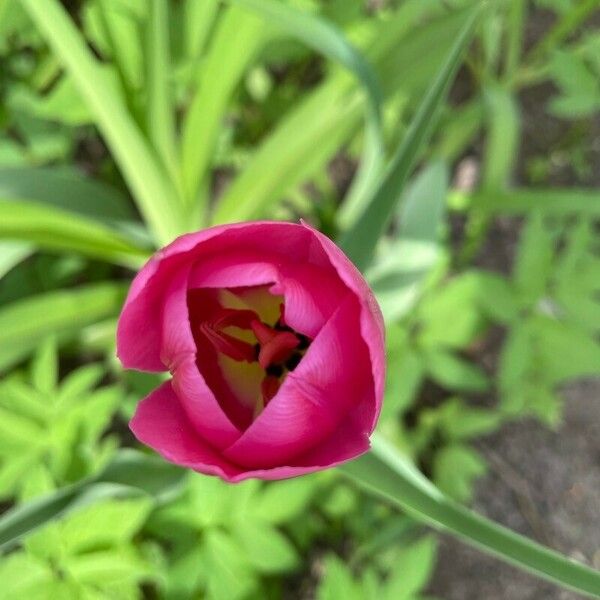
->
xmin=303 ymin=222 xmax=386 ymax=427
xmin=130 ymin=381 xmax=245 ymax=481
xmin=223 ymin=296 xmax=373 ymax=469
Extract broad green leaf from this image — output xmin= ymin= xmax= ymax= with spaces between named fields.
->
xmin=21 ymin=0 xmax=184 ymax=245
xmin=383 ymin=536 xmax=437 ymax=600
xmin=340 ymin=6 xmax=481 ymax=271
xmin=340 ymin=434 xmax=600 ymax=598
xmin=0 ymin=283 xmax=127 ymax=371
xmin=473 ymin=270 xmax=520 ymax=324
xmin=435 ymin=399 xmax=501 ymax=441
xmin=0 ymin=198 xmax=149 ymax=268
xmin=0 ymin=450 xmax=185 ymax=550
xmin=423 ymin=350 xmax=491 ymax=393
xmin=432 ymin=444 xmax=487 ymax=503
xmin=317 ymin=555 xmax=363 ymax=600
xmin=253 ymin=476 xmax=320 ymax=524
xmin=234 ymin=520 xmax=299 ymax=573
xmin=203 ymin=529 xmax=258 ymax=600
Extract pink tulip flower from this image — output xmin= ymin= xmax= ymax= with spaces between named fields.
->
xmin=117 ymin=221 xmax=385 ymax=481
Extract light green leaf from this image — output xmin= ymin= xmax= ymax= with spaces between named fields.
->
xmin=252 ymin=477 xmax=319 ymax=524
xmin=0 ymin=242 xmax=33 ymax=280
xmin=472 ymin=188 xmax=600 ymax=215
xmin=383 ymin=536 xmax=437 ymax=600
xmin=317 ymin=555 xmax=363 ymax=600
xmin=234 ymin=520 xmax=299 ymax=573
xmin=432 ymin=444 xmax=487 ymax=503
xmin=0 ymin=283 xmax=127 ymax=371
xmin=340 ymin=6 xmax=481 ymax=271
xmin=0 ymin=198 xmax=149 ymax=268
xmin=31 ymin=337 xmax=58 ymax=395
xmin=181 ymin=5 xmax=268 ymax=213
xmin=21 ymin=0 xmax=184 ymax=245
xmin=423 ymin=350 xmax=490 ymax=393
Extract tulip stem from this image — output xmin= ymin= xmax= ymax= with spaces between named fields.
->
xmin=338 ymin=434 xmax=600 ymax=598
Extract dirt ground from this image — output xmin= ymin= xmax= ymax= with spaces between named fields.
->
xmin=429 ymin=378 xmax=600 ymax=599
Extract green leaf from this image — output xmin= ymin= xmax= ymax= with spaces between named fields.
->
xmin=513 ymin=212 xmax=555 ymax=307
xmin=423 ymin=350 xmax=490 ymax=393
xmin=472 ymin=188 xmax=600 ymax=215
xmin=340 ymin=434 xmax=600 ymax=598
xmin=0 ymin=198 xmax=149 ymax=268
xmin=234 ymin=520 xmax=299 ymax=573
xmin=383 ymin=536 xmax=437 ymax=600
xmin=317 ymin=555 xmax=363 ymax=600
xmin=0 ymin=167 xmax=136 ymax=225
xmin=181 ymin=5 xmax=268 ymax=213
xmin=146 ymin=0 xmax=177 ymax=177
xmin=21 ymin=0 xmax=184 ymax=245
xmin=252 ymin=477 xmax=319 ymax=524
xmin=0 ymin=283 xmax=127 ymax=371
xmin=0 ymin=450 xmax=185 ymax=550
xmin=0 ymin=243 xmax=33 ymax=280
xmin=473 ymin=271 xmax=520 ymax=324
xmin=340 ymin=6 xmax=481 ymax=271
xmin=481 ymin=84 xmax=520 ymax=189
xmin=30 ymin=337 xmax=58 ymax=395
xmin=212 ymin=0 xmax=384 ymax=224
xmin=432 ymin=444 xmax=487 ymax=503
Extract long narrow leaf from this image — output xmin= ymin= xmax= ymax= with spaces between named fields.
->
xmin=472 ymin=189 xmax=600 ymax=215
xmin=0 ymin=199 xmax=149 ymax=268
xmin=339 ymin=6 xmax=481 ymax=271
xmin=21 ymin=0 xmax=184 ymax=246
xmin=213 ymin=0 xmax=384 ymax=224
xmin=340 ymin=435 xmax=600 ymax=598
xmin=212 ymin=2 xmax=467 ymax=225
xmin=180 ymin=6 xmax=268 ymax=215
xmin=146 ymin=0 xmax=177 ymax=177
xmin=0 ymin=283 xmax=127 ymax=371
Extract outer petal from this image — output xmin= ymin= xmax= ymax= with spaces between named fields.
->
xmin=117 ymin=221 xmax=319 ymax=371
xmin=223 ymin=296 xmax=374 ymax=469
xmin=303 ymin=222 xmax=386 ymax=428
xmin=130 ymin=381 xmax=245 ymax=481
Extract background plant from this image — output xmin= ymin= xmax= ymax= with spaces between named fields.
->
xmin=0 ymin=0 xmax=599 ymax=598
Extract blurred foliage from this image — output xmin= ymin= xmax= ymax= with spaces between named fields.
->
xmin=0 ymin=0 xmax=599 ymax=598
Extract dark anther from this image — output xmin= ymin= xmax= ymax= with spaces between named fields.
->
xmin=253 ymin=343 xmax=260 ymax=360
xmin=274 ymin=321 xmax=293 ymax=333
xmin=297 ymin=334 xmax=310 ymax=350
xmin=266 ymin=363 xmax=284 ymax=378
xmin=285 ymin=352 xmax=302 ymax=371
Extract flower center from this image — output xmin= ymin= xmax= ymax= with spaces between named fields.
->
xmin=199 ymin=300 xmax=311 ymax=417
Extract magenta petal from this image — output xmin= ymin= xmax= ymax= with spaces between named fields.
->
xmin=130 ymin=382 xmax=245 ymax=481
xmin=223 ymin=296 xmax=373 ymax=469
xmin=171 ymin=357 xmax=241 ymax=449
xmin=270 ymin=262 xmax=348 ymax=338
xmin=302 ymin=222 xmax=386 ymax=427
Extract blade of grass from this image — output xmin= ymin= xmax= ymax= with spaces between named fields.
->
xmin=180 ymin=5 xmax=268 ymax=218
xmin=0 ymin=198 xmax=149 ymax=268
xmin=22 ymin=0 xmax=184 ymax=246
xmin=339 ymin=5 xmax=481 ymax=272
xmin=340 ymin=435 xmax=600 ymax=598
xmin=146 ymin=0 xmax=178 ymax=179
xmin=213 ymin=0 xmax=384 ymax=225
